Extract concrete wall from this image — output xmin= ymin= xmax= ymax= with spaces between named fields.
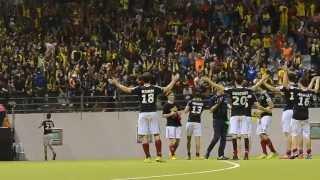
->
xmin=13 ymin=109 xmax=320 ymax=161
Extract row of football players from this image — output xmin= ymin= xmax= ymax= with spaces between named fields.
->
xmin=109 ymin=69 xmax=319 ymax=162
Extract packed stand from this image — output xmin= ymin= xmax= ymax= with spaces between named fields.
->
xmin=0 ymin=0 xmax=319 ymax=111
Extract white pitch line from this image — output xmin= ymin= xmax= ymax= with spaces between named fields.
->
xmin=112 ymin=160 xmax=240 ymax=180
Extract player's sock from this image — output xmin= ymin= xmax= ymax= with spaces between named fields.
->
xmin=299 ymin=149 xmax=303 ymax=155
xmin=142 ymin=143 xmax=151 ymax=158
xmin=232 ymin=138 xmax=238 ymax=157
xmin=292 ymin=148 xmax=298 ymax=157
xmin=266 ymin=138 xmax=276 ymax=153
xmin=187 ymin=152 xmax=191 ymax=159
xmin=155 ymin=140 xmax=162 ymax=157
xmin=286 ymin=150 xmax=291 ymax=157
xmin=196 ymin=152 xmax=200 ymax=157
xmin=260 ymin=139 xmax=268 ymax=155
xmin=169 ymin=144 xmax=175 ymax=156
xmin=307 ymin=149 xmax=311 ymax=155
xmin=244 ymin=138 xmax=249 ymax=154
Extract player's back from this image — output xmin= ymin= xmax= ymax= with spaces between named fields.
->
xmin=42 ymin=120 xmax=54 ymax=135
xmin=187 ymin=98 xmax=205 ymax=123
xmin=281 ymin=84 xmax=297 ymax=110
xmin=292 ymin=88 xmax=314 ymax=120
xmin=226 ymin=87 xmax=255 ymax=116
xmin=132 ymin=84 xmax=163 ymax=112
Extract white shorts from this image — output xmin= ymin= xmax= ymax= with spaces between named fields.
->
xmin=291 ymin=119 xmax=310 ymax=138
xmin=138 ymin=112 xmax=160 ymax=135
xmin=43 ymin=134 xmax=53 ymax=146
xmin=186 ymin=122 xmax=202 ymax=137
xmin=166 ymin=126 xmax=182 ymax=139
xmin=229 ymin=116 xmax=251 ymax=135
xmin=282 ymin=109 xmax=293 ymax=133
xmin=256 ymin=116 xmax=272 ymax=135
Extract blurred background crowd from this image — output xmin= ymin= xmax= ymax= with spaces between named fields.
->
xmin=0 ymin=0 xmax=319 ymax=111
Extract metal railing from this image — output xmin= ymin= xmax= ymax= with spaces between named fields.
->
xmin=0 ymin=94 xmax=318 ymax=114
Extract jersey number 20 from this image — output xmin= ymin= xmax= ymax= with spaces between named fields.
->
xmin=232 ymin=96 xmax=248 ymax=107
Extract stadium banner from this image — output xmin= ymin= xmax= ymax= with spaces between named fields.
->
xmin=50 ymin=128 xmax=63 ymax=146
xmin=311 ymin=123 xmax=320 ymax=139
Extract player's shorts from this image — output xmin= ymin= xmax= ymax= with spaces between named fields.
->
xmin=43 ymin=134 xmax=53 ymax=146
xmin=282 ymin=109 xmax=293 ymax=133
xmin=229 ymin=116 xmax=251 ymax=135
xmin=256 ymin=116 xmax=272 ymax=135
xmin=186 ymin=122 xmax=202 ymax=137
xmin=166 ymin=126 xmax=182 ymax=139
xmin=291 ymin=119 xmax=310 ymax=138
xmin=138 ymin=112 xmax=160 ymax=135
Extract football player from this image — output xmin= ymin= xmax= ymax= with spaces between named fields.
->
xmin=162 ymin=91 xmax=182 ymax=160
xmin=38 ymin=113 xmax=56 ymax=161
xmin=202 ymin=74 xmax=269 ymax=160
xmin=109 ymin=72 xmax=179 ymax=162
xmin=184 ymin=88 xmax=206 ymax=160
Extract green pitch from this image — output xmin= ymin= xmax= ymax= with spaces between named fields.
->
xmin=0 ymin=157 xmax=319 ymax=180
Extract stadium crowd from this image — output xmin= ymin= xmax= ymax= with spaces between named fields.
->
xmin=0 ymin=0 xmax=319 ymax=109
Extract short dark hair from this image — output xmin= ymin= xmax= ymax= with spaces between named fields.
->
xmin=288 ymin=72 xmax=297 ymax=83
xmin=141 ymin=72 xmax=153 ymax=83
xmin=234 ymin=74 xmax=244 ymax=85
xmin=193 ymin=87 xmax=204 ymax=98
xmin=47 ymin=113 xmax=51 ymax=119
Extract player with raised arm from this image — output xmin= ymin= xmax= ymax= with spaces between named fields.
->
xmin=184 ymin=88 xmax=206 ymax=160
xmin=254 ymin=85 xmax=278 ymax=159
xmin=263 ymin=69 xmax=299 ymax=158
xmin=202 ymin=74 xmax=269 ymax=160
xmin=290 ymin=75 xmax=319 ymax=159
xmin=162 ymin=91 xmax=182 ymax=160
xmin=109 ymin=72 xmax=179 ymax=162
xmin=38 ymin=113 xmax=56 ymax=161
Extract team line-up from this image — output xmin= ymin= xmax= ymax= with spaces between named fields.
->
xmin=40 ymin=68 xmax=320 ymax=162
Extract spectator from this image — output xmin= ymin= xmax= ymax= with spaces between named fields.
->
xmin=0 ymin=0 xmax=318 ymax=111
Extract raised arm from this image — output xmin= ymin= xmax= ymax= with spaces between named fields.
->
xmin=38 ymin=122 xmax=43 ymax=129
xmin=163 ymin=74 xmax=180 ymax=94
xmin=210 ymin=103 xmax=220 ymax=113
xmin=184 ymin=101 xmax=191 ymax=114
xmin=201 ymin=77 xmax=225 ymax=91
xmin=282 ymin=69 xmax=289 ymax=89
xmin=251 ymin=74 xmax=270 ymax=91
xmin=255 ymin=102 xmax=273 ymax=114
xmin=109 ymin=78 xmax=133 ymax=94
xmin=307 ymin=76 xmax=319 ymax=91
xmin=263 ymin=81 xmax=281 ymax=93
xmin=313 ymin=77 xmax=320 ymax=93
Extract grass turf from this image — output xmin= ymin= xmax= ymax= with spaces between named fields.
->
xmin=0 ymin=157 xmax=319 ymax=180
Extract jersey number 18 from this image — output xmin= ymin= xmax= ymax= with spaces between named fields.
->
xmin=142 ymin=93 xmax=154 ymax=104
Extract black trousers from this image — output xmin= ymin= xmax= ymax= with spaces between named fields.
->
xmin=206 ymin=120 xmax=228 ymax=157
